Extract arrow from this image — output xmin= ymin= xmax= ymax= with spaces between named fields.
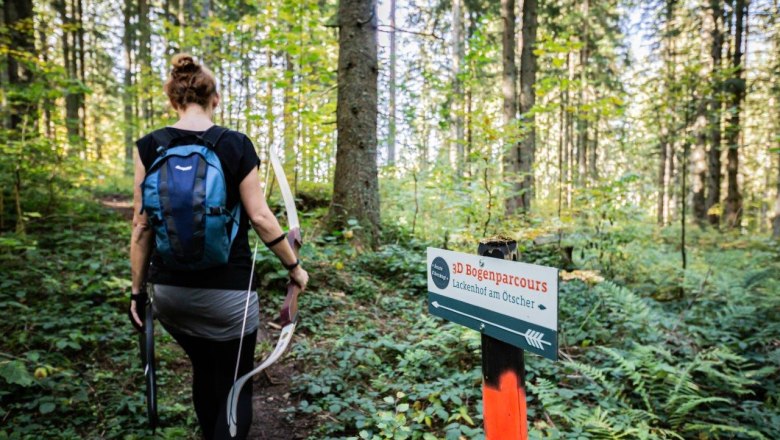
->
xmin=431 ymin=301 xmax=551 ymax=349
xmin=539 ymin=304 xmax=547 ymax=310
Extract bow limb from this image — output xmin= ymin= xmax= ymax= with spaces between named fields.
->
xmin=226 ymin=149 xmax=302 ymax=438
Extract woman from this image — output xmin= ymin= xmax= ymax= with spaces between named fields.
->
xmin=128 ymin=53 xmax=308 ymax=439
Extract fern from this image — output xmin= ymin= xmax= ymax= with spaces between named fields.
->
xmin=667 ymin=396 xmax=732 ymax=428
xmin=683 ymin=423 xmax=770 ymax=440
xmin=599 ymin=346 xmax=653 ymax=411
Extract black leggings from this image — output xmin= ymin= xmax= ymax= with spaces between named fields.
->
xmin=170 ymin=330 xmax=257 ymax=440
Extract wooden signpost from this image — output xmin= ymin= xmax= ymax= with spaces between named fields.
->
xmin=427 ymin=238 xmax=559 ymax=440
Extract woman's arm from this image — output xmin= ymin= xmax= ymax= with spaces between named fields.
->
xmin=129 ymin=155 xmax=154 ymax=328
xmin=239 ymin=167 xmax=309 ymax=290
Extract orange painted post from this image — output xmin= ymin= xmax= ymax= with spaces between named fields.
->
xmin=478 ymin=239 xmax=528 ymax=440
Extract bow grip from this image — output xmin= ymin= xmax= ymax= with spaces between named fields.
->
xmin=279 ymin=228 xmax=302 ymax=326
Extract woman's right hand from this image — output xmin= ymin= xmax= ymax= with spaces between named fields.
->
xmin=289 ymin=266 xmax=309 ymax=291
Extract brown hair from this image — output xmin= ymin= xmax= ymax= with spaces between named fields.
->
xmin=163 ymin=53 xmax=217 ymax=110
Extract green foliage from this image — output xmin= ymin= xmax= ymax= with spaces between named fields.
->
xmin=288 ymin=223 xmax=780 ymax=439
xmin=0 ymin=198 xmax=198 ymax=439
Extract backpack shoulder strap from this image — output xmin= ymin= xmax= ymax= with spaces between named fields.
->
xmin=150 ymin=128 xmax=176 ymax=151
xmin=197 ymin=125 xmax=229 ymax=149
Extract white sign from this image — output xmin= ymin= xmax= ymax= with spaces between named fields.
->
xmin=427 ymin=247 xmax=559 ymax=360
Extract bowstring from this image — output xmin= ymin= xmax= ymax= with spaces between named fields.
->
xmin=233 ymin=147 xmax=273 ymax=384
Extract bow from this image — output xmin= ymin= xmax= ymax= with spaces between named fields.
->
xmin=140 ymin=293 xmax=158 ymax=431
xmin=226 ymin=148 xmax=302 ymax=438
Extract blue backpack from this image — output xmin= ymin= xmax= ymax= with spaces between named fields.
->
xmin=141 ymin=126 xmax=241 ymax=270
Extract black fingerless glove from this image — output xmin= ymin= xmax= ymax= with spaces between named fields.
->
xmin=128 ymin=288 xmax=148 ymax=333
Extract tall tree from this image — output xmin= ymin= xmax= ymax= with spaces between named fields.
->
xmin=328 ymin=0 xmax=380 ymax=248
xmin=388 ymin=0 xmax=397 ymax=166
xmin=4 ymin=0 xmax=36 ymax=234
xmin=706 ymin=0 xmax=724 ymax=226
xmin=577 ymin=0 xmax=590 ymax=187
xmin=773 ymin=0 xmax=780 ymax=238
xmin=450 ymin=0 xmax=465 ymax=173
xmin=501 ymin=0 xmax=517 ymax=215
xmin=4 ymin=0 xmax=35 ymax=131
xmin=692 ymin=100 xmax=708 ymax=224
xmin=774 ymin=151 xmax=780 ymax=238
xmin=54 ymin=0 xmax=83 ymax=151
xmin=517 ymin=0 xmax=538 ymax=212
xmin=138 ymin=0 xmax=152 ymax=130
xmin=723 ymin=0 xmax=747 ymax=228
xmin=123 ymin=0 xmax=136 ymax=174
xmin=658 ymin=0 xmax=677 ymax=226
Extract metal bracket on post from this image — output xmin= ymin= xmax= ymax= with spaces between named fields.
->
xmin=478 ymin=237 xmax=528 ymax=440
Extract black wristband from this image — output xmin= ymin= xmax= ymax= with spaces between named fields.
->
xmin=264 ymin=232 xmax=287 ymax=248
xmin=283 ymin=259 xmax=300 ymax=271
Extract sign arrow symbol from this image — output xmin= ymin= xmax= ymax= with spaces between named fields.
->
xmin=431 ymin=301 xmax=551 ymax=349
xmin=539 ymin=304 xmax=546 ymax=310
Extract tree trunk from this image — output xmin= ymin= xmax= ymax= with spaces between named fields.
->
xmin=501 ymin=0 xmax=517 ymax=216
xmin=589 ymin=108 xmax=598 ymax=180
xmin=55 ymin=0 xmax=80 ymax=151
xmin=123 ymin=0 xmax=136 ymax=174
xmin=576 ymin=0 xmax=589 ymax=187
xmin=4 ymin=0 xmax=35 ymax=234
xmin=723 ymin=0 xmax=746 ymax=228
xmin=178 ymin=0 xmax=187 ymax=51
xmin=658 ymin=136 xmax=669 ymax=225
xmin=38 ymin=18 xmax=53 ymax=139
xmin=773 ymin=0 xmax=780 ymax=239
xmin=283 ymin=52 xmax=296 ymax=174
xmin=565 ymin=51 xmax=574 ymax=207
xmin=387 ymin=0 xmax=397 ymax=166
xmin=706 ymin=0 xmax=724 ymax=227
xmin=265 ymin=48 xmax=275 ymax=175
xmin=517 ymin=0 xmax=537 ymax=212
xmin=328 ymin=0 xmax=380 ymax=249
xmin=692 ymin=101 xmax=708 ymax=224
xmin=558 ymin=90 xmax=565 ymax=218
xmin=138 ymin=0 xmax=152 ymax=131
xmin=773 ymin=152 xmax=780 ymax=238
xmin=450 ymin=0 xmax=464 ymax=173
xmin=76 ymin=0 xmax=86 ymax=140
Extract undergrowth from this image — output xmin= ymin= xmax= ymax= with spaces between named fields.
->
xmin=1 ymin=191 xmax=778 ymax=440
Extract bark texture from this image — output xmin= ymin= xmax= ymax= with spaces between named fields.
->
xmin=123 ymin=0 xmax=136 ymax=174
xmin=4 ymin=0 xmax=35 ymax=129
xmin=516 ymin=0 xmax=537 ymax=213
xmin=774 ymin=152 xmax=780 ymax=238
xmin=723 ymin=0 xmax=746 ymax=228
xmin=501 ymin=0 xmax=517 ymax=216
xmin=450 ymin=0 xmax=464 ymax=173
xmin=387 ymin=0 xmax=396 ymax=166
xmin=328 ymin=0 xmax=380 ymax=248
xmin=706 ymin=0 xmax=724 ymax=226
xmin=692 ymin=102 xmax=708 ymax=224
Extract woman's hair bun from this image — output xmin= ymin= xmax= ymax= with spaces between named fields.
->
xmin=171 ymin=53 xmax=200 ymax=74
xmin=164 ymin=52 xmax=217 ymax=110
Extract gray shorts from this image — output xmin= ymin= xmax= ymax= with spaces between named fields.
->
xmin=151 ymin=284 xmax=259 ymax=341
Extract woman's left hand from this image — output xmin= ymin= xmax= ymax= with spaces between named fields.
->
xmin=128 ymin=290 xmax=146 ymax=332
xmin=289 ymin=266 xmax=309 ymax=291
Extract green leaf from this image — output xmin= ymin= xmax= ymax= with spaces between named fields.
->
xmin=39 ymin=402 xmax=56 ymax=414
xmin=0 ymin=360 xmax=34 ymax=387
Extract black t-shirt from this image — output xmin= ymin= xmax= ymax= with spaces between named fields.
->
xmin=136 ymin=126 xmax=260 ymax=290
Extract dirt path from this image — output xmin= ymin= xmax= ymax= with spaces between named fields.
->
xmin=248 ymin=313 xmax=313 ymax=439
xmin=99 ymin=194 xmax=135 ymax=220
xmin=100 ymin=193 xmax=313 ymax=439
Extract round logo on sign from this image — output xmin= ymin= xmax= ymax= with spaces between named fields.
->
xmin=430 ymin=256 xmax=450 ymax=289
